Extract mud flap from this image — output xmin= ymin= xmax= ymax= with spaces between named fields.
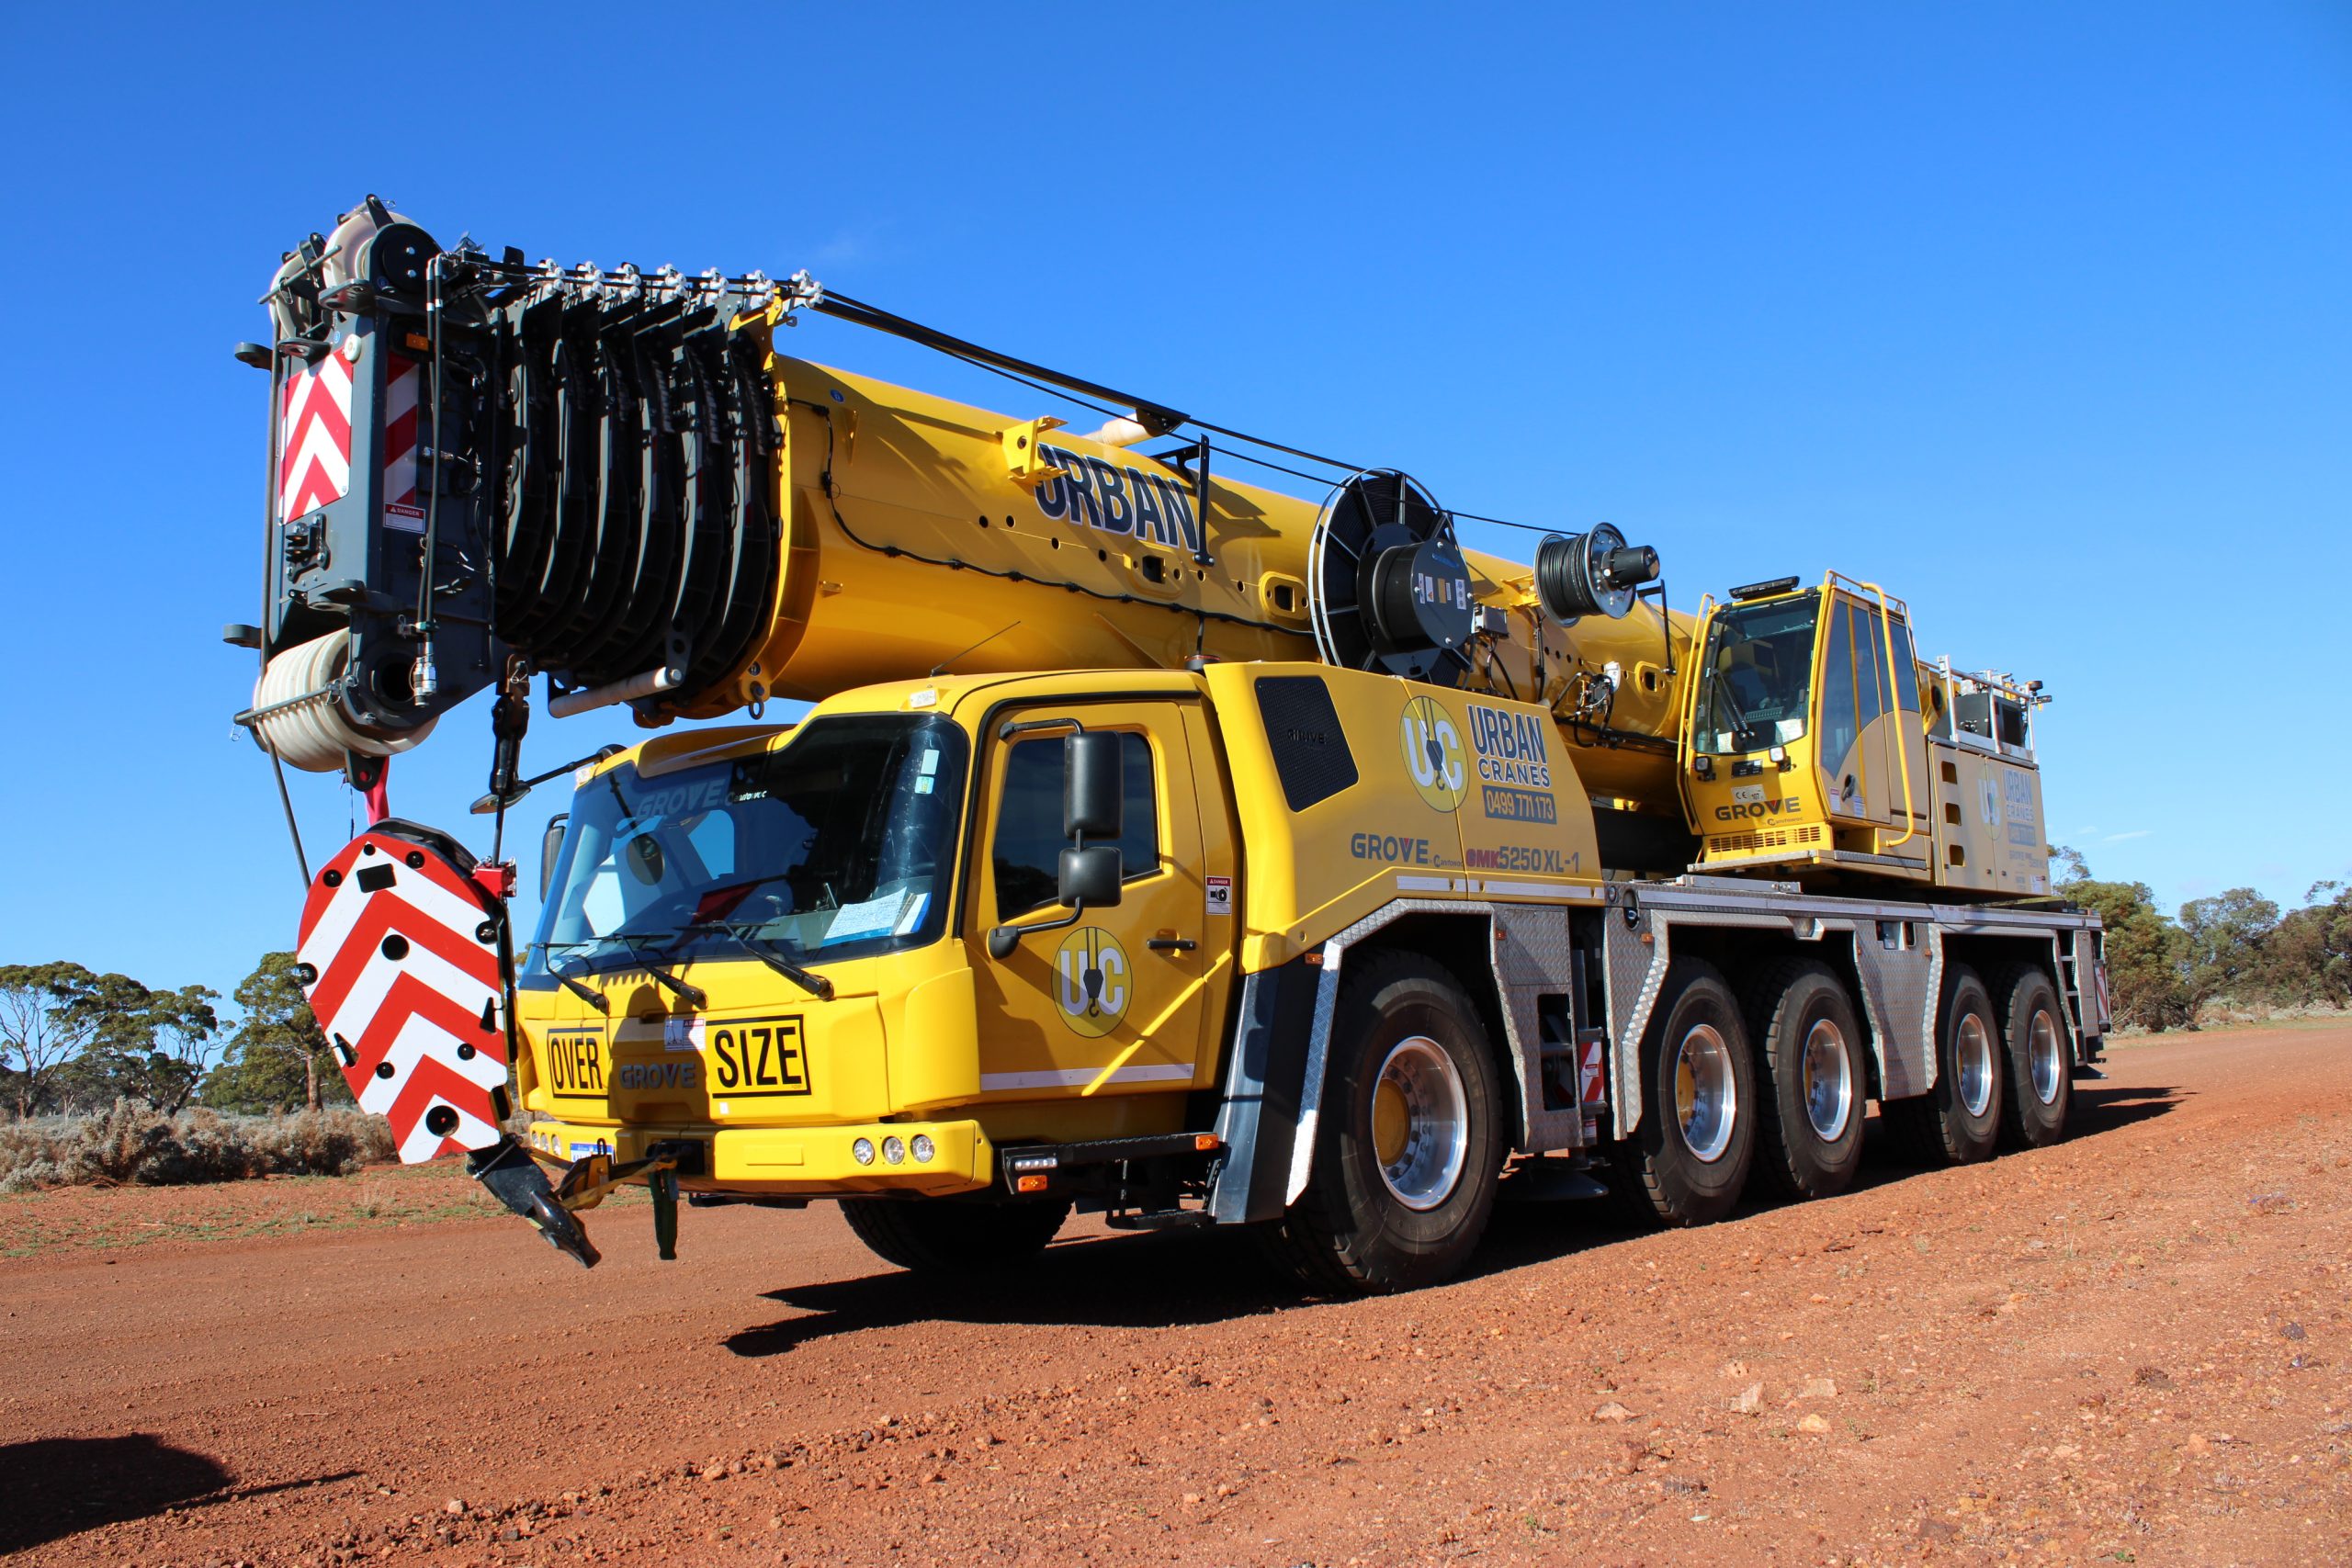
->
xmin=469 ymin=1139 xmax=602 ymax=1268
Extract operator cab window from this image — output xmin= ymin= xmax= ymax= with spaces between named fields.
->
xmin=992 ymin=732 xmax=1159 ymax=920
xmin=1693 ymin=592 xmax=1818 ymax=755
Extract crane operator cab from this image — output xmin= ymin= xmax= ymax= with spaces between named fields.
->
xmin=1679 ymin=573 xmax=2052 ymax=897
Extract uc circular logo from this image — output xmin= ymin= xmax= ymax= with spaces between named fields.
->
xmin=1053 ymin=927 xmax=1130 ymax=1037
xmin=1398 ymin=695 xmax=1467 ymax=812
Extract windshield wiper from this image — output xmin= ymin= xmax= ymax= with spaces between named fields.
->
xmin=529 ymin=942 xmax=612 ymax=1013
xmin=552 ymin=967 xmax=610 ymax=1013
xmin=684 ymin=920 xmax=837 ymax=1001
xmin=609 ymin=934 xmax=709 ymax=1010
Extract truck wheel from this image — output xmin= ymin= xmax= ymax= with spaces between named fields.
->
xmin=1611 ymin=958 xmax=1757 ymax=1225
xmin=1263 ymin=952 xmax=1504 ymax=1294
xmin=840 ymin=1196 xmax=1069 ymax=1275
xmin=1883 ymin=965 xmax=2003 ymax=1166
xmin=1993 ymin=965 xmax=2072 ymax=1148
xmin=1743 ymin=959 xmax=1867 ymax=1201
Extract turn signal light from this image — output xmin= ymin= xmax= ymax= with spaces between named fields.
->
xmin=1193 ymin=1134 xmax=1220 ymax=1151
xmin=1015 ymin=1174 xmax=1050 ymax=1193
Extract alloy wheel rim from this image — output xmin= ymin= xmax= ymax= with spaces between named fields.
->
xmin=1955 ymin=1011 xmax=1995 ymax=1117
xmin=1674 ymin=1023 xmax=1736 ymax=1163
xmin=1371 ymin=1035 xmax=1468 ymax=1211
xmin=2029 ymin=1010 xmax=2064 ymax=1105
xmin=1801 ymin=1018 xmax=1854 ymax=1141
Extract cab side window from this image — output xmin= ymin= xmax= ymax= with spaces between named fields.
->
xmin=1818 ymin=603 xmax=1859 ymax=773
xmin=991 ymin=733 xmax=1160 ymax=920
xmin=1885 ymin=617 xmax=1922 ymax=713
xmin=1852 ymin=602 xmax=1887 ymax=735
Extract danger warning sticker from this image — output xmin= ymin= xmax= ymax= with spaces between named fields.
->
xmin=1204 ymin=875 xmax=1233 ymax=916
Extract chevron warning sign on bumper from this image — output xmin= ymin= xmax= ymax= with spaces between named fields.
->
xmin=296 ymin=823 xmax=511 ymax=1163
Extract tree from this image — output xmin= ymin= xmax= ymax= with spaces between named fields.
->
xmin=2177 ymin=887 xmax=2279 ymax=1012
xmin=0 ymin=963 xmax=107 ymax=1119
xmin=51 ymin=978 xmax=221 ymax=1114
xmin=199 ymin=953 xmax=352 ymax=1113
xmin=2259 ymin=881 xmax=2352 ymax=1009
xmin=2053 ymin=863 xmax=2194 ymax=1032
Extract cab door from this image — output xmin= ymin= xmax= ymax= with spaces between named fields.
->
xmin=1870 ymin=613 xmax=1931 ymax=856
xmin=1815 ymin=594 xmax=1878 ymax=825
xmin=964 ymin=700 xmax=1214 ymax=1100
xmin=1815 ymin=593 xmax=1928 ymax=851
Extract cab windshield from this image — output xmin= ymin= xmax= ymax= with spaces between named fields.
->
xmin=1692 ymin=592 xmax=1818 ymax=756
xmin=529 ymin=715 xmax=970 ymax=976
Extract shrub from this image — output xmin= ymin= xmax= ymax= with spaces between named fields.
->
xmin=0 ymin=1100 xmax=396 ymax=1191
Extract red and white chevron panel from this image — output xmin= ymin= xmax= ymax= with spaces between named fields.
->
xmin=277 ymin=342 xmax=356 ymax=523
xmin=296 ymin=831 xmax=511 ymax=1163
xmin=1579 ymin=1038 xmax=1606 ymax=1107
xmin=381 ymin=355 xmax=424 ymax=530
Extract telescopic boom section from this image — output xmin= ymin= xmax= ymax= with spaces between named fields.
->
xmin=232 ymin=200 xmax=1684 ymax=805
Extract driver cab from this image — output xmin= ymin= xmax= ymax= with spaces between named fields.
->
xmin=1680 ymin=574 xmax=1933 ymax=881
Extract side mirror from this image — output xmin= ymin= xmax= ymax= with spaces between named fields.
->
xmin=1064 ymin=731 xmax=1123 ymax=840
xmin=539 ymin=813 xmax=569 ymax=901
xmin=1057 ymin=844 xmax=1122 ymax=908
xmin=987 ymin=729 xmax=1127 ymax=961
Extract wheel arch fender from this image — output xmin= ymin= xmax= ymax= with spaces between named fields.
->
xmin=1204 ymin=900 xmax=1517 ymax=1224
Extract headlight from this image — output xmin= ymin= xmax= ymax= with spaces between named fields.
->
xmin=852 ymin=1137 xmax=876 ymax=1166
xmin=882 ymin=1136 xmax=907 ymax=1166
xmin=910 ymin=1134 xmax=935 ymax=1164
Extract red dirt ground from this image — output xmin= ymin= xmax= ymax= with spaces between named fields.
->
xmin=3 ymin=1023 xmax=2346 ymax=1566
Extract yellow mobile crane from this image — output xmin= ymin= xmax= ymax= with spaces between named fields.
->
xmin=230 ymin=199 xmax=2108 ymax=1290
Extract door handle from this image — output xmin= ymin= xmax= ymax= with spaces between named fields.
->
xmin=1148 ymin=937 xmax=1197 ymax=953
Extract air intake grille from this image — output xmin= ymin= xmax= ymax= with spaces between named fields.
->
xmin=1707 ymin=825 xmax=1825 ymax=855
xmin=1256 ymin=676 xmax=1357 ymax=811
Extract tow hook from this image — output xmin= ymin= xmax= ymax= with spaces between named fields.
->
xmin=469 ymin=1138 xmax=602 ymax=1269
xmin=497 ymin=1139 xmax=695 ymax=1263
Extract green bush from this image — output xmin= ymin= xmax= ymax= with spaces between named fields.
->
xmin=0 ymin=1100 xmax=396 ymax=1191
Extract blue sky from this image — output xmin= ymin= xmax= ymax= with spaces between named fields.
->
xmin=1 ymin=2 xmax=2346 ymax=1015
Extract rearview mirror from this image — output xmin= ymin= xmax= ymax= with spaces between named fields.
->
xmin=1064 ymin=731 xmax=1123 ymax=840
xmin=1057 ymin=844 xmax=1122 ymax=908
xmin=539 ymin=814 xmax=569 ymax=901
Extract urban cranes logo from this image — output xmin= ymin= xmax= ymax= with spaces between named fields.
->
xmin=1398 ymin=695 xmax=1467 ymax=812
xmin=1053 ymin=927 xmax=1131 ymax=1038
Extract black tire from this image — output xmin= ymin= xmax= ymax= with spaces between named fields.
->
xmin=840 ymin=1195 xmax=1069 ymax=1275
xmin=1741 ymin=958 xmax=1868 ymax=1201
xmin=1611 ymin=957 xmax=1757 ymax=1225
xmin=1992 ymin=964 xmax=2072 ymax=1148
xmin=1882 ymin=964 xmax=2003 ymax=1166
xmin=1261 ymin=951 xmax=1505 ymax=1294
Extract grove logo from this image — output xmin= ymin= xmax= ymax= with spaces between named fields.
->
xmin=1398 ymin=695 xmax=1467 ymax=812
xmin=1053 ymin=927 xmax=1130 ymax=1037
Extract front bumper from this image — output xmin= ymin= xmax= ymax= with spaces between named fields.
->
xmin=524 ymin=1116 xmax=995 ymax=1196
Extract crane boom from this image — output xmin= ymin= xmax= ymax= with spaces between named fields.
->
xmin=236 ymin=199 xmax=1684 ymax=813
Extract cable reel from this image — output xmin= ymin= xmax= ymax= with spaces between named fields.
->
xmin=1307 ymin=469 xmax=1476 ymax=685
xmin=1532 ymin=524 xmax=1660 ymax=624
xmin=250 ymin=628 xmax=438 ymax=773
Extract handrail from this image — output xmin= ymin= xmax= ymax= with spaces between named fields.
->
xmin=1853 ymin=579 xmax=1919 ymax=850
xmin=1675 ymin=592 xmax=1718 ymax=826
xmin=1826 ymin=570 xmax=1908 ymax=619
